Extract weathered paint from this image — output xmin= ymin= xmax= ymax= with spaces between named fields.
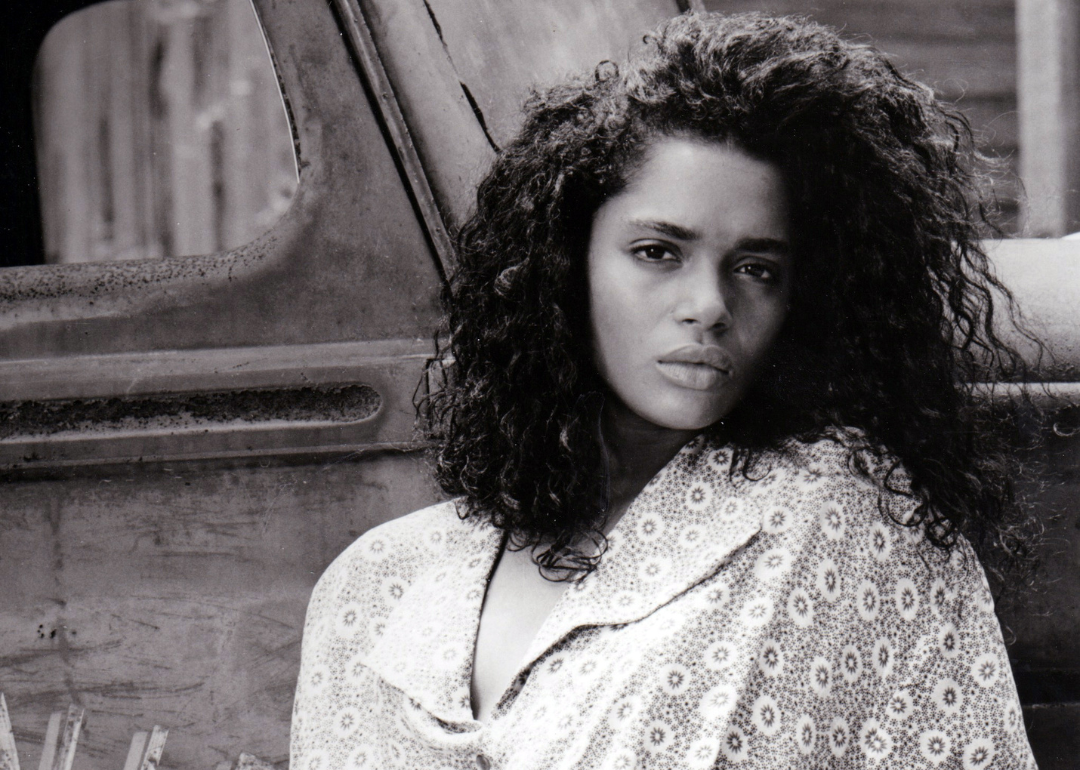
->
xmin=1017 ymin=0 xmax=1080 ymax=236
xmin=0 ymin=452 xmax=443 ymax=769
xmin=0 ymin=0 xmax=445 ymax=355
xmin=358 ymin=0 xmax=691 ymax=231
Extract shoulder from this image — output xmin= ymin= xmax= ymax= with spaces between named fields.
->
xmin=333 ymin=498 xmax=469 ymax=570
xmin=304 ymin=499 xmax=485 ymax=627
xmin=712 ymin=437 xmax=1032 ymax=767
xmin=740 ymin=429 xmax=915 ymax=532
xmin=749 ymin=430 xmax=994 ymax=612
xmin=780 ymin=427 xmax=912 ymax=493
xmin=745 ymin=430 xmax=986 ymax=580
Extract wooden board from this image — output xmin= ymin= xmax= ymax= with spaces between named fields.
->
xmin=121 ymin=732 xmax=148 ymax=770
xmin=708 ymin=0 xmax=1015 ymax=42
xmin=35 ymin=714 xmax=60 ymax=770
xmin=138 ymin=727 xmax=167 ymax=770
xmin=0 ymin=695 xmax=19 ymax=770
xmin=51 ymin=707 xmax=83 ymax=770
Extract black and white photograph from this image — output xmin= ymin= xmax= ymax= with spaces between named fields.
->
xmin=0 ymin=1 xmax=1076 ymax=768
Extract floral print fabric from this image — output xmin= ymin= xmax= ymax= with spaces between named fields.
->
xmin=291 ymin=434 xmax=1036 ymax=769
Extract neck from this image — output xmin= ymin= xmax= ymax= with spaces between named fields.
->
xmin=599 ymin=398 xmax=700 ymax=530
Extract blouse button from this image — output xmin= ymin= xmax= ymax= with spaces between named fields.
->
xmin=475 ymin=754 xmax=491 ymax=770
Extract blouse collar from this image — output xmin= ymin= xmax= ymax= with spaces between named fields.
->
xmin=363 ymin=436 xmax=764 ymax=726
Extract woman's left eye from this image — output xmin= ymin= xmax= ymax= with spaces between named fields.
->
xmin=734 ymin=262 xmax=778 ymax=282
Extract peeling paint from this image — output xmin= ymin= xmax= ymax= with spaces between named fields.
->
xmin=459 ymin=81 xmax=500 ymax=153
xmin=421 ymin=0 xmax=445 ymax=45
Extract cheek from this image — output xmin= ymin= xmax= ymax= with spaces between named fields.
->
xmin=589 ymin=263 xmax=632 ymax=354
xmin=590 ymin=289 xmax=638 ymax=374
xmin=737 ymin=301 xmax=791 ymax=368
xmin=588 ymin=267 xmax=666 ymax=370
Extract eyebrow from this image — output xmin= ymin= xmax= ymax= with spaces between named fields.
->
xmin=737 ymin=237 xmax=792 ymax=257
xmin=629 ymin=218 xmax=700 ymax=241
xmin=629 ymin=219 xmax=792 ymax=256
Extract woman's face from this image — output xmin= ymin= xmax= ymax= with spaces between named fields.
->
xmin=587 ymin=136 xmax=793 ymax=432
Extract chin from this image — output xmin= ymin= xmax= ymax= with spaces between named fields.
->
xmin=656 ymin=416 xmax=724 ymax=432
xmin=642 ymin=399 xmax=730 ymax=432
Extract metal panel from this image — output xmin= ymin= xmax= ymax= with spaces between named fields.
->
xmin=0 ymin=452 xmax=442 ymax=769
xmin=0 ymin=339 xmax=431 ymax=472
xmin=0 ymin=0 xmax=443 ymax=358
xmin=0 ymin=1 xmax=450 ymax=766
xmin=353 ymin=0 xmax=690 ymax=230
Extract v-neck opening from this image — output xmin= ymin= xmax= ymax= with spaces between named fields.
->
xmin=468 ymin=436 xmax=710 ymax=725
xmin=468 ymin=529 xmax=511 ymax=724
xmin=362 ymin=437 xmax=763 ymax=732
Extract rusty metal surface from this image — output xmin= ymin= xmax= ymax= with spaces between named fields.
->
xmin=0 ymin=1 xmax=451 ymax=764
xmin=332 ymin=0 xmax=456 ymax=277
xmin=1 ymin=386 xmax=381 ymax=439
xmin=356 ymin=0 xmax=690 ymax=230
xmin=0 ymin=453 xmax=444 ymax=770
xmin=0 ymin=340 xmax=431 ymax=472
xmin=0 ymin=0 xmax=443 ymax=357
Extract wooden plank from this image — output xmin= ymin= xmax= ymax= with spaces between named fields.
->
xmin=708 ymin=0 xmax=1021 ymax=233
xmin=959 ymin=99 xmax=1019 ymax=152
xmin=137 ymin=727 xmax=167 ymax=770
xmin=101 ymin=2 xmax=150 ymax=261
xmin=157 ymin=1 xmax=215 ymax=257
xmin=35 ymin=713 xmax=60 ymax=770
xmin=121 ymin=732 xmax=148 ymax=770
xmin=86 ymin=4 xmax=117 ymax=263
xmin=35 ymin=12 xmax=93 ymax=264
xmin=223 ymin=0 xmax=298 ymax=250
xmin=51 ymin=706 xmax=83 ymax=770
xmin=881 ymin=39 xmax=1015 ymax=101
xmin=0 ymin=695 xmax=19 ymax=770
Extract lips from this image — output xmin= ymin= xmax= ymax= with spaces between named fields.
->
xmin=656 ymin=345 xmax=733 ymax=391
xmin=660 ymin=345 xmax=732 ymax=370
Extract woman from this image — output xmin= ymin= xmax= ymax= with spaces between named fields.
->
xmin=291 ymin=12 xmax=1038 ymax=769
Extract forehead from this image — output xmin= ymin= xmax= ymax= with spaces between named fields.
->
xmin=599 ymin=136 xmax=790 ymax=244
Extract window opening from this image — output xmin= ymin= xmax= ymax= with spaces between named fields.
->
xmin=32 ymin=0 xmax=298 ymax=264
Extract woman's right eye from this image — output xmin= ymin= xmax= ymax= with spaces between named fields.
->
xmin=632 ymin=244 xmax=678 ymax=263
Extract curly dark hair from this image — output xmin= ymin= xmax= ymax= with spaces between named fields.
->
xmin=423 ymin=12 xmax=1041 ymax=582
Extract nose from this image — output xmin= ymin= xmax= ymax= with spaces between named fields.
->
xmin=674 ymin=268 xmax=732 ymax=331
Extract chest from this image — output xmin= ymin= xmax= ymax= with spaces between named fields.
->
xmin=470 ymin=546 xmax=569 ymax=721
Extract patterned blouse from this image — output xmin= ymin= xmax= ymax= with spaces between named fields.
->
xmin=290 ymin=433 xmax=1037 ymax=769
